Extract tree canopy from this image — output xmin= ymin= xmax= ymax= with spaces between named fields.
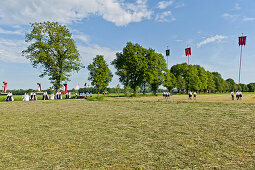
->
xmin=112 ymin=42 xmax=167 ymax=96
xmin=22 ymin=21 xmax=84 ymax=90
xmin=88 ymin=55 xmax=113 ymax=97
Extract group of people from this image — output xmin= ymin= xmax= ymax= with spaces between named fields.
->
xmin=22 ymin=92 xmax=37 ymax=101
xmin=188 ymin=91 xmax=197 ymax=100
xmin=231 ymin=90 xmax=243 ymax=100
xmin=78 ymin=92 xmax=92 ymax=98
xmin=162 ymin=92 xmax=170 ymax=99
xmin=19 ymin=91 xmax=73 ymax=102
xmin=6 ymin=92 xmax=14 ymax=102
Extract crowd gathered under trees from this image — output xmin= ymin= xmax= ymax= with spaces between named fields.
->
xmin=9 ymin=22 xmax=254 ymax=96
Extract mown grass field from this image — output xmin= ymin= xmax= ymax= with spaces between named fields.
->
xmin=0 ymin=95 xmax=254 ymax=169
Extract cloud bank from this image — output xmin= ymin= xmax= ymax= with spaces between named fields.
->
xmin=0 ymin=0 xmax=153 ymax=26
xmin=197 ymin=35 xmax=227 ymax=48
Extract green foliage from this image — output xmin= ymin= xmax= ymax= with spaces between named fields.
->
xmin=240 ymin=83 xmax=249 ymax=92
xmin=145 ymin=49 xmax=167 ymax=95
xmin=112 ymin=42 xmax=250 ymax=95
xmin=112 ymin=42 xmax=167 ymax=96
xmin=22 ymin=21 xmax=84 ymax=90
xmin=212 ymin=72 xmax=225 ymax=92
xmin=176 ymin=75 xmax=186 ymax=92
xmin=195 ymin=65 xmax=208 ymax=91
xmin=247 ymin=83 xmax=255 ymax=92
xmin=163 ymin=70 xmax=176 ymax=92
xmin=88 ymin=55 xmax=113 ymax=96
xmin=206 ymin=71 xmax=216 ymax=92
xmin=226 ymin=78 xmax=238 ymax=91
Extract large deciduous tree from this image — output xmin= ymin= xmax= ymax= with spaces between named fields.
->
xmin=112 ymin=42 xmax=147 ymax=96
xmin=112 ymin=42 xmax=167 ymax=96
xmin=22 ymin=21 xmax=84 ymax=90
xmin=88 ymin=55 xmax=113 ymax=98
xmin=226 ymin=78 xmax=238 ymax=91
xmin=146 ymin=49 xmax=167 ymax=95
xmin=163 ymin=70 xmax=176 ymax=92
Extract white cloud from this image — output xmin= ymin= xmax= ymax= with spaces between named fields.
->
xmin=243 ymin=17 xmax=255 ymax=22
xmin=234 ymin=3 xmax=241 ymax=10
xmin=157 ymin=1 xmax=174 ymax=9
xmin=0 ymin=0 xmax=153 ymax=26
xmin=74 ymin=34 xmax=90 ymax=44
xmin=0 ymin=38 xmax=28 ymax=63
xmin=155 ymin=11 xmax=176 ymax=22
xmin=197 ymin=35 xmax=227 ymax=48
xmin=78 ymin=44 xmax=117 ymax=65
xmin=0 ymin=27 xmax=23 ymax=35
xmin=222 ymin=13 xmax=240 ymax=21
xmin=175 ymin=2 xmax=184 ymax=9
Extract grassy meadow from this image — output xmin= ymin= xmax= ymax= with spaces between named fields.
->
xmin=0 ymin=94 xmax=254 ymax=168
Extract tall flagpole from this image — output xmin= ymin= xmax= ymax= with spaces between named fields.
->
xmin=167 ymin=46 xmax=169 ymax=70
xmin=238 ymin=33 xmax=246 ymax=90
xmin=166 ymin=46 xmax=170 ymax=70
xmin=238 ymin=45 xmax=242 ymax=89
xmin=185 ymin=47 xmax=191 ymax=92
xmin=188 ymin=55 xmax=190 ymax=92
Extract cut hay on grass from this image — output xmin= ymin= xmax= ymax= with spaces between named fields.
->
xmin=0 ymin=97 xmax=254 ymax=168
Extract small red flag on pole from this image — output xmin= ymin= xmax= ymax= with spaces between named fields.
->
xmin=239 ymin=36 xmax=246 ymax=46
xmin=185 ymin=48 xmax=191 ymax=56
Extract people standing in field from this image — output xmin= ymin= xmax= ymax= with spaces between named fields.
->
xmin=188 ymin=91 xmax=192 ymax=100
xmin=42 ymin=92 xmax=49 ymax=100
xmin=231 ymin=91 xmax=234 ymax=100
xmin=65 ymin=92 xmax=71 ymax=99
xmin=6 ymin=92 xmax=14 ymax=102
xmin=56 ymin=91 xmax=62 ymax=99
xmin=239 ymin=91 xmax=242 ymax=100
xmin=193 ymin=91 xmax=197 ymax=100
xmin=51 ymin=93 xmax=55 ymax=100
xmin=30 ymin=92 xmax=37 ymax=101
xmin=236 ymin=90 xmax=243 ymax=100
xmin=23 ymin=93 xmax=29 ymax=101
xmin=163 ymin=91 xmax=170 ymax=100
xmin=86 ymin=92 xmax=89 ymax=98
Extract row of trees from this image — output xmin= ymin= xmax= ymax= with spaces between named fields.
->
xmin=22 ymin=22 xmax=254 ymax=96
xmin=111 ymin=42 xmax=254 ymax=95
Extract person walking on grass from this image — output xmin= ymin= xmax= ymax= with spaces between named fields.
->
xmin=193 ymin=91 xmax=197 ymax=100
xmin=188 ymin=91 xmax=192 ymax=100
xmin=231 ymin=91 xmax=234 ymax=100
xmin=239 ymin=91 xmax=242 ymax=100
xmin=236 ymin=90 xmax=240 ymax=100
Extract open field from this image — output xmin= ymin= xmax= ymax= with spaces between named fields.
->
xmin=0 ymin=96 xmax=254 ymax=169
xmin=106 ymin=93 xmax=255 ymax=104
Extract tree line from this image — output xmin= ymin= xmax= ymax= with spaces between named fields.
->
xmin=22 ymin=22 xmax=254 ymax=96
xmin=110 ymin=42 xmax=255 ymax=96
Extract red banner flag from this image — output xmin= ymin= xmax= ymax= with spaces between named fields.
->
xmin=185 ymin=48 xmax=191 ymax=56
xmin=239 ymin=36 xmax=246 ymax=46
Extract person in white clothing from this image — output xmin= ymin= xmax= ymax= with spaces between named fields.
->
xmin=239 ymin=91 xmax=242 ymax=100
xmin=51 ymin=93 xmax=55 ymax=100
xmin=236 ymin=91 xmax=239 ymax=100
xmin=231 ymin=91 xmax=234 ymax=100
xmin=188 ymin=91 xmax=192 ymax=100
xmin=193 ymin=92 xmax=197 ymax=100
xmin=23 ymin=93 xmax=29 ymax=101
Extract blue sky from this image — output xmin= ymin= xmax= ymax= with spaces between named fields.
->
xmin=0 ymin=0 xmax=254 ymax=90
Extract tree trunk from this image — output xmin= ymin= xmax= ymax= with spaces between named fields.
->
xmin=133 ymin=86 xmax=138 ymax=97
xmin=97 ymin=88 xmax=100 ymax=98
